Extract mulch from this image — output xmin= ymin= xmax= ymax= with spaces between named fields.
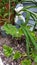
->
xmin=0 ymin=33 xmax=36 ymax=65
xmin=0 ymin=34 xmax=26 ymax=65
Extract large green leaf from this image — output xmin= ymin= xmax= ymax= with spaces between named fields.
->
xmin=25 ymin=27 xmax=37 ymax=50
xmin=2 ymin=23 xmax=23 ymax=37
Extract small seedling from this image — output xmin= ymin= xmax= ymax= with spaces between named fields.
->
xmin=21 ymin=59 xmax=31 ymax=65
xmin=13 ymin=51 xmax=21 ymax=60
xmin=3 ymin=45 xmax=13 ymax=57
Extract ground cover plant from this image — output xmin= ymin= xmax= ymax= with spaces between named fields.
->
xmin=0 ymin=0 xmax=37 ymax=65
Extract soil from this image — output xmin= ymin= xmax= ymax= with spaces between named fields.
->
xmin=0 ymin=33 xmax=36 ymax=65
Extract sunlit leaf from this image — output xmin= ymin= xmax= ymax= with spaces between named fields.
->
xmin=21 ymin=59 xmax=31 ymax=65
xmin=13 ymin=51 xmax=21 ymax=60
xmin=3 ymin=45 xmax=13 ymax=57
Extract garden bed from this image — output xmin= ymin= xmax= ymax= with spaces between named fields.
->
xmin=0 ymin=34 xmax=37 ymax=65
xmin=0 ymin=34 xmax=26 ymax=65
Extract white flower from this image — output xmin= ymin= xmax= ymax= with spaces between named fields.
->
xmin=19 ymin=15 xmax=25 ymax=23
xmin=15 ymin=15 xmax=18 ymax=23
xmin=15 ymin=7 xmax=23 ymax=13
xmin=15 ymin=15 xmax=25 ymax=24
xmin=15 ymin=3 xmax=23 ymax=13
xmin=15 ymin=3 xmax=25 ymax=24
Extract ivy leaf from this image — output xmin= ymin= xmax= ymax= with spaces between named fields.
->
xmin=13 ymin=51 xmax=21 ymax=60
xmin=3 ymin=45 xmax=13 ymax=57
xmin=21 ymin=59 xmax=31 ymax=65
